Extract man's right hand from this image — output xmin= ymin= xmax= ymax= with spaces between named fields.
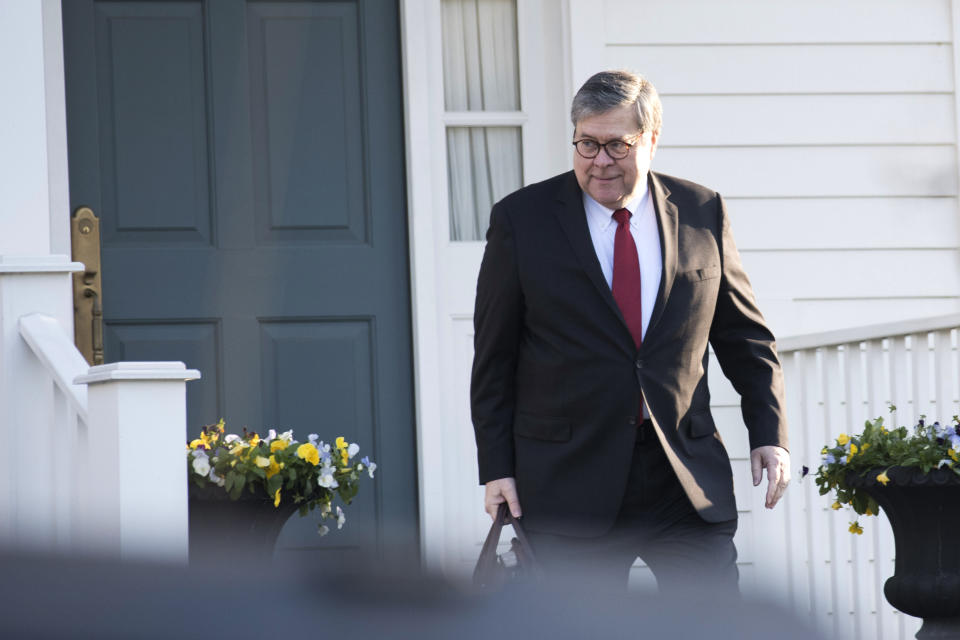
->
xmin=484 ymin=477 xmax=522 ymax=520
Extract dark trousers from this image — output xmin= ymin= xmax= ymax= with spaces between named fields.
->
xmin=526 ymin=425 xmax=739 ymax=597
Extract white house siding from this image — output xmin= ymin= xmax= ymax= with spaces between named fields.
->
xmin=566 ymin=1 xmax=960 ymax=638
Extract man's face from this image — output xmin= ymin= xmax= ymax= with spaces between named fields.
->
xmin=572 ymin=104 xmax=659 ymax=210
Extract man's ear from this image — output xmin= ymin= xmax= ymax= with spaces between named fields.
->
xmin=650 ymin=128 xmax=661 ymax=157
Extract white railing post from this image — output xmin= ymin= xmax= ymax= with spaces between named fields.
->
xmin=74 ymin=362 xmax=200 ymax=564
xmin=0 ymin=256 xmax=82 ymax=550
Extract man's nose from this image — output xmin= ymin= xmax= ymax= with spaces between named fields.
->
xmin=592 ymin=147 xmax=615 ymax=166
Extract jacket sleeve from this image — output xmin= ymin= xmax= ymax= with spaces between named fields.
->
xmin=471 ymin=202 xmax=523 ymax=483
xmin=708 ymin=194 xmax=789 ymax=452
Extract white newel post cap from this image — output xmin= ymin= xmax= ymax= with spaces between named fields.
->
xmin=0 ymin=254 xmax=83 ymax=273
xmin=74 ymin=361 xmax=201 ymax=385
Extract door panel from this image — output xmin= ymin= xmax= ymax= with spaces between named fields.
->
xmin=95 ymin=1 xmax=213 ymax=244
xmin=247 ymin=1 xmax=368 ymax=243
xmin=64 ymin=0 xmax=418 ymax=561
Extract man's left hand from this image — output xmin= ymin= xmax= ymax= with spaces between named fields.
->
xmin=751 ymin=445 xmax=790 ymax=509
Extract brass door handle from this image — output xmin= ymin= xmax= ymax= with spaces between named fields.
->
xmin=71 ymin=206 xmax=104 ymax=365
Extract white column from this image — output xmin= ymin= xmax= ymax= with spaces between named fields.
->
xmin=0 ymin=257 xmax=82 ymax=549
xmin=0 ymin=0 xmax=67 ymax=257
xmin=75 ymin=362 xmax=201 ymax=564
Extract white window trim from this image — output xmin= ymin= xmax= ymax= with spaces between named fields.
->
xmin=401 ymin=0 xmax=573 ymax=574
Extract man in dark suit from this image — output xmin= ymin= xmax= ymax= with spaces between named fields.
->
xmin=470 ymin=70 xmax=790 ymax=592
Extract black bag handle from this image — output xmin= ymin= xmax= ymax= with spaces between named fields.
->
xmin=472 ymin=503 xmax=542 ymax=589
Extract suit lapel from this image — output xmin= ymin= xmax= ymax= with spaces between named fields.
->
xmin=553 ymin=173 xmax=630 ymax=337
xmin=645 ymin=172 xmax=678 ymax=338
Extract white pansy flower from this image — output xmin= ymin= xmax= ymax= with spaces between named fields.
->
xmin=266 ymin=429 xmax=277 ymax=442
xmin=192 ymin=453 xmax=210 ymax=476
xmin=318 ymin=462 xmax=339 ymax=488
xmin=224 ymin=434 xmax=241 ymax=444
xmin=336 ymin=506 xmax=346 ymax=529
xmin=950 ymin=434 xmax=960 ymax=451
xmin=279 ymin=429 xmax=294 ymax=443
xmin=308 ymin=433 xmax=319 ymax=445
xmin=209 ymin=468 xmax=225 ymax=487
xmin=938 ymin=459 xmax=954 ymax=469
xmin=347 ymin=443 xmax=360 ymax=458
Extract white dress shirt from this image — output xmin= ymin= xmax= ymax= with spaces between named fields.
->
xmin=583 ymin=178 xmax=663 ymax=343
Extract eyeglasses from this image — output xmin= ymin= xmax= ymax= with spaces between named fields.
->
xmin=572 ymin=134 xmax=643 ymax=160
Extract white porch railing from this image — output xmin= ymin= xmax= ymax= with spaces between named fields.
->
xmin=14 ymin=312 xmax=198 ymax=563
xmin=760 ymin=313 xmax=960 ymax=640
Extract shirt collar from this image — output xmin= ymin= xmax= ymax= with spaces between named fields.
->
xmin=583 ymin=177 xmax=650 ymax=232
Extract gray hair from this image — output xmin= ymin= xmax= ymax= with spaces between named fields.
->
xmin=570 ymin=70 xmax=662 ymax=134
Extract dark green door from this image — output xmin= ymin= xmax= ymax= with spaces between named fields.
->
xmin=63 ymin=0 xmax=418 ymax=561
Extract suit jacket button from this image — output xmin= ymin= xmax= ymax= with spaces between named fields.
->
xmin=627 ymin=417 xmax=637 ymax=425
xmin=635 ymin=359 xmax=643 ymax=369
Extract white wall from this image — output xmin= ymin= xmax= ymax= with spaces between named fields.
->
xmin=572 ymin=0 xmax=960 ymax=340
xmin=0 ymin=0 xmax=72 ymax=259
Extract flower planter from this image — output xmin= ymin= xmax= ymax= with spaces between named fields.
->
xmin=188 ymin=483 xmax=300 ymax=563
xmin=846 ymin=467 xmax=960 ymax=640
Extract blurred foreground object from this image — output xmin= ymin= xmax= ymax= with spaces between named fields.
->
xmin=0 ymin=551 xmax=825 ymax=639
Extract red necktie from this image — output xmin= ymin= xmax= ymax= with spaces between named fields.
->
xmin=612 ymin=208 xmax=643 ymax=348
xmin=612 ymin=208 xmax=645 ymax=425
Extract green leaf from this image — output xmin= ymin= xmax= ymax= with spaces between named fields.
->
xmin=267 ymin=475 xmax=282 ymax=495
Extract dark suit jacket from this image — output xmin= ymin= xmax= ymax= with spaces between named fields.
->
xmin=470 ymin=170 xmax=788 ymax=537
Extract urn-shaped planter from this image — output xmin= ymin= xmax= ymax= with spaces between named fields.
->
xmin=188 ymin=483 xmax=300 ymax=563
xmin=846 ymin=467 xmax=960 ymax=639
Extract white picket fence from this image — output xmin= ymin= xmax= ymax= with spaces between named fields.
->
xmin=755 ymin=313 xmax=960 ymax=640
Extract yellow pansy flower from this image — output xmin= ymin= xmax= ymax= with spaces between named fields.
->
xmin=950 ymin=450 xmax=959 ymax=462
xmin=254 ymin=456 xmax=270 ymax=468
xmin=849 ymin=522 xmax=863 ymax=535
xmin=274 ymin=489 xmax=281 ymax=507
xmin=341 ymin=450 xmax=349 ymax=466
xmin=335 ymin=436 xmax=347 ymax=450
xmin=831 ymin=501 xmax=842 ymax=510
xmin=837 ymin=434 xmax=849 ymax=446
xmin=849 ymin=443 xmax=858 ymax=456
xmin=270 ymin=439 xmax=286 ymax=453
xmin=189 ymin=438 xmax=204 ymax=450
xmin=297 ymin=443 xmax=320 ymax=466
xmin=876 ymin=471 xmax=890 ymax=486
xmin=861 ymin=443 xmax=870 ymax=451
xmin=266 ymin=455 xmax=283 ymax=479
xmin=229 ymin=443 xmax=246 ymax=456
xmin=821 ymin=447 xmax=827 ymax=455
xmin=248 ymin=433 xmax=260 ymax=447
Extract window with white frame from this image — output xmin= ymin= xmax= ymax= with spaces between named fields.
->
xmin=441 ymin=0 xmax=524 ymax=242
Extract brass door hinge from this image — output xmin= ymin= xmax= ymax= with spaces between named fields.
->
xmin=71 ymin=207 xmax=104 ymax=365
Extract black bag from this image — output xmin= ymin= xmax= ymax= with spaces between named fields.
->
xmin=472 ymin=503 xmax=542 ymax=590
